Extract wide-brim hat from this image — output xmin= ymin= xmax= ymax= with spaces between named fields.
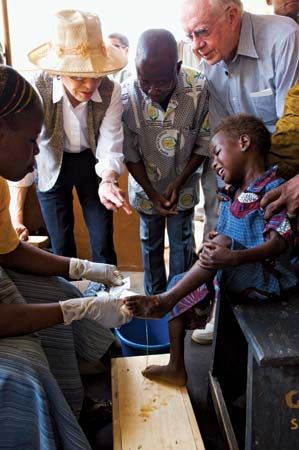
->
xmin=28 ymin=9 xmax=127 ymax=78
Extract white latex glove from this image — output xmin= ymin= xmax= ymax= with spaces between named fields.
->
xmin=59 ymin=292 xmax=132 ymax=327
xmin=69 ymin=258 xmax=123 ymax=286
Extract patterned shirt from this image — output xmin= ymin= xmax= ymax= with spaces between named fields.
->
xmin=216 ymin=166 xmax=297 ymax=293
xmin=122 ymin=67 xmax=209 ymax=214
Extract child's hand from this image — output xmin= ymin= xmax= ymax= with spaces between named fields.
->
xmin=199 ymin=241 xmax=237 ymax=269
xmin=206 ymin=230 xmax=218 ymax=242
xmin=197 ymin=231 xmax=218 ymax=255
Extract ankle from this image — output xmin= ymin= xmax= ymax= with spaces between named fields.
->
xmin=159 ymin=292 xmax=177 ymax=312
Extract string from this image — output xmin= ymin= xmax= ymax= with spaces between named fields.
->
xmin=145 ymin=319 xmax=149 ymax=369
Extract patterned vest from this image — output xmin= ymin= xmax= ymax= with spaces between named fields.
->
xmin=34 ymin=73 xmax=114 ymax=191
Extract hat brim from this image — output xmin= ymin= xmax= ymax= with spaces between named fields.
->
xmin=28 ymin=42 xmax=127 ymax=78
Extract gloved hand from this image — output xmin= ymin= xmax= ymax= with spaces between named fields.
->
xmin=69 ymin=258 xmax=123 ymax=286
xmin=59 ymin=292 xmax=132 ymax=328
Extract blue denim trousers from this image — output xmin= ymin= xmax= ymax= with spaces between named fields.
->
xmin=140 ymin=209 xmax=195 ymax=295
xmin=37 ymin=150 xmax=116 ymax=264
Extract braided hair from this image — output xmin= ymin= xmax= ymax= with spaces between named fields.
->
xmin=0 ymin=64 xmax=37 ymax=119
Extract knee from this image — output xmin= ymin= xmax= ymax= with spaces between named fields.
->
xmin=212 ymin=234 xmax=232 ymax=248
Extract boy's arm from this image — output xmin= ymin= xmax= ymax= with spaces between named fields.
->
xmin=200 ymin=230 xmax=286 ymax=270
xmin=232 ymin=231 xmax=286 ymax=266
xmin=126 ymin=160 xmax=174 ymax=216
xmin=164 ymin=153 xmax=205 ymax=206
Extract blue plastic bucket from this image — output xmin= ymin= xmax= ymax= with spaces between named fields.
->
xmin=115 ymin=316 xmax=170 ymax=357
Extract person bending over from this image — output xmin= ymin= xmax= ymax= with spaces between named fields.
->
xmin=0 ymin=65 xmax=131 ymax=449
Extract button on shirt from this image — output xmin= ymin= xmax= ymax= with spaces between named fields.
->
xmin=204 ymin=12 xmax=299 ymax=133
xmin=122 ymin=67 xmax=209 ymax=214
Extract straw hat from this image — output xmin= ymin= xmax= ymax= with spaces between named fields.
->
xmin=28 ymin=9 xmax=127 ymax=77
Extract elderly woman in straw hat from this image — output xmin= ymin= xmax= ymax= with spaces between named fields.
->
xmin=0 ymin=64 xmax=132 ymax=449
xmin=10 ymin=9 xmax=130 ymax=263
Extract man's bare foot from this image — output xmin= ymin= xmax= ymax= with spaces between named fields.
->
xmin=142 ymin=363 xmax=187 ymax=386
xmin=123 ymin=295 xmax=171 ymax=318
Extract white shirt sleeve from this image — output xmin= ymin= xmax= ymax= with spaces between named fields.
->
xmin=95 ymin=81 xmax=125 ymax=177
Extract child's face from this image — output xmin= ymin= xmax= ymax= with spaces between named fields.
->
xmin=210 ymin=131 xmax=245 ymax=186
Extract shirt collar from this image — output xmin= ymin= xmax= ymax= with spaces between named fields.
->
xmin=235 ymin=12 xmax=259 ymax=60
xmin=218 ymin=166 xmax=280 ymax=200
xmin=52 ymin=77 xmax=102 ymax=104
xmin=246 ymin=165 xmax=280 ymax=193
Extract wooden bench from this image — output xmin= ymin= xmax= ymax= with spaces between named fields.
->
xmin=111 ymin=354 xmax=205 ymax=450
xmin=209 ymin=290 xmax=299 ymax=450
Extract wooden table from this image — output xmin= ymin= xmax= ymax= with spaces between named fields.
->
xmin=112 ymin=354 xmax=205 ymax=450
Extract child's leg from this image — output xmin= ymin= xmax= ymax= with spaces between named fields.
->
xmin=125 ymin=234 xmax=232 ymax=318
xmin=142 ymin=315 xmax=187 ymax=386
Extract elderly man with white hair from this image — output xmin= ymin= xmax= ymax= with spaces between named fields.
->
xmin=181 ymin=0 xmax=299 ymax=132
xmin=180 ymin=0 xmax=299 ymax=343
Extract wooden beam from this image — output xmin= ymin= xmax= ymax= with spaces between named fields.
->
xmin=1 ymin=0 xmax=12 ymax=65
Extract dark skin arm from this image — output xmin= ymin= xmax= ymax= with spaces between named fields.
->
xmin=199 ymin=230 xmax=286 ymax=269
xmin=260 ymin=175 xmax=299 ymax=220
xmin=0 ymin=303 xmax=63 ymax=338
xmin=126 ymin=161 xmax=175 ymax=215
xmin=124 ymin=230 xmax=287 ymax=317
xmin=0 ymin=242 xmax=70 ymax=337
xmin=163 ymin=230 xmax=285 ymax=304
xmin=0 ymin=241 xmax=70 ymax=276
xmin=164 ymin=154 xmax=205 ymax=207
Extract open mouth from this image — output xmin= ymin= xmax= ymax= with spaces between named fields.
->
xmin=217 ymin=168 xmax=225 ymax=179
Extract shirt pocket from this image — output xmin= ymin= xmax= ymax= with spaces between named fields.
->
xmin=250 ymin=89 xmax=277 ymax=126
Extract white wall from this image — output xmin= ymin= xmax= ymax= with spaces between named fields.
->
xmin=4 ymin=0 xmax=272 ymax=70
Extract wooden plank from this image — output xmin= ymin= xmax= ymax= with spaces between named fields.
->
xmin=112 ymin=354 xmax=205 ymax=450
xmin=208 ymin=372 xmax=239 ymax=450
xmin=112 ymin=358 xmax=122 ymax=450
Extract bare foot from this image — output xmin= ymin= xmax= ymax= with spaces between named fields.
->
xmin=142 ymin=364 xmax=187 ymax=386
xmin=123 ymin=295 xmax=170 ymax=318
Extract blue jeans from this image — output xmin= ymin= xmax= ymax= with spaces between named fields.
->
xmin=140 ymin=209 xmax=194 ymax=295
xmin=37 ymin=150 xmax=116 ymax=264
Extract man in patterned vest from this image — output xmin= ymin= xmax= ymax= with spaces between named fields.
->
xmin=122 ymin=29 xmax=209 ymax=296
xmin=9 ymin=9 xmax=130 ymax=263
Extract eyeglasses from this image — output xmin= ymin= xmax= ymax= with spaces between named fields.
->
xmin=112 ymin=44 xmax=127 ymax=49
xmin=185 ymin=6 xmax=230 ymax=42
xmin=138 ymin=77 xmax=176 ymax=93
xmin=70 ymin=76 xmax=103 ymax=82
